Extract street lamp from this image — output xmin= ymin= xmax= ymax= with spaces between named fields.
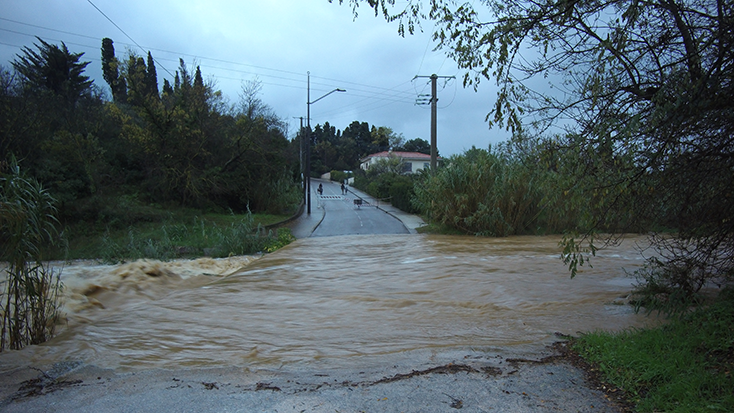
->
xmin=305 ymin=71 xmax=346 ymax=214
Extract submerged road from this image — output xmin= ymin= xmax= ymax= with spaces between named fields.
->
xmin=0 ymin=180 xmax=629 ymax=412
xmin=310 ymin=179 xmax=409 ymax=237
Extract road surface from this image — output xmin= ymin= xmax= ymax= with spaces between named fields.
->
xmin=310 ymin=179 xmax=409 ymax=237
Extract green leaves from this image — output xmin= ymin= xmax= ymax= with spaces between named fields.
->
xmin=560 ymin=232 xmax=597 ymax=279
xmin=12 ymin=37 xmax=92 ymax=105
xmin=1 ymin=158 xmax=62 ymax=351
xmin=0 ymin=158 xmax=59 ymax=266
xmin=412 ymin=144 xmax=554 ymax=236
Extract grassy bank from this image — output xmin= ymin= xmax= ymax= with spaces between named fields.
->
xmin=572 ymin=289 xmax=734 ymax=412
xmin=57 ymin=204 xmax=295 ymax=262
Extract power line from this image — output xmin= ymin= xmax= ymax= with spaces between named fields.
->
xmin=310 ymin=74 xmax=416 ymax=98
xmin=85 ymin=0 xmax=174 ymax=78
xmin=0 ymin=27 xmax=418 ymax=109
xmin=1 ymin=24 xmax=420 ymax=109
xmin=0 ymin=16 xmax=433 ymax=126
xmin=1 ymin=17 xmax=422 ymax=106
xmin=0 ymin=17 xmax=100 ymax=41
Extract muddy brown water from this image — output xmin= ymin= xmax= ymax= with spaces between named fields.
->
xmin=0 ymin=234 xmax=657 ymax=373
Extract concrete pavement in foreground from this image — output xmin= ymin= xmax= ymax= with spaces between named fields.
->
xmin=0 ymin=347 xmax=623 ymax=412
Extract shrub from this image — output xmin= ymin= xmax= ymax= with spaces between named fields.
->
xmin=389 ymin=179 xmax=418 ymax=213
xmin=330 ymin=170 xmax=351 ymax=184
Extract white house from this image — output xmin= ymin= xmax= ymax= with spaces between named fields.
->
xmin=359 ymin=151 xmax=440 ymax=174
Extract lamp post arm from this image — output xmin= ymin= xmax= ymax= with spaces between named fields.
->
xmin=309 ymin=88 xmax=346 ymax=105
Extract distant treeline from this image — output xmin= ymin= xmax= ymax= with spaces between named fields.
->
xmin=1 ymin=37 xmax=303 ymax=222
xmin=0 ymin=37 xmax=429 ymax=225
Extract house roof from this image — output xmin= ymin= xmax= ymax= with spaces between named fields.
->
xmin=360 ymin=151 xmax=440 ymax=163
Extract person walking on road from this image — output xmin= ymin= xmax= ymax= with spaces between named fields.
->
xmin=318 ymin=183 xmax=323 ymax=196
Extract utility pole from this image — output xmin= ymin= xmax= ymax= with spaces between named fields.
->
xmin=414 ymin=74 xmax=455 ymax=172
xmin=430 ymin=74 xmax=438 ymax=171
xmin=293 ymin=116 xmax=305 ymax=207
xmin=307 ymin=73 xmax=311 ymax=214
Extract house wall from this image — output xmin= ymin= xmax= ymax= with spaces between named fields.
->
xmin=360 ymin=157 xmax=431 ymax=174
xmin=406 ymin=160 xmax=430 ymax=173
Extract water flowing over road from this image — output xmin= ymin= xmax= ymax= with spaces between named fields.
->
xmin=0 ymin=234 xmax=654 ymax=373
xmin=0 ymin=186 xmax=657 ymax=411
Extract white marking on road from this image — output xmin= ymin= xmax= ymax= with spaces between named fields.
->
xmin=353 ymin=208 xmax=364 ymax=227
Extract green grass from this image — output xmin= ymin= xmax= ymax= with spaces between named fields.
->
xmin=573 ymin=289 xmax=734 ymax=412
xmin=56 ymin=202 xmax=294 ymax=261
xmin=415 ymin=221 xmax=469 ymax=235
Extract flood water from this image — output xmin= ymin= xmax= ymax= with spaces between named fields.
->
xmin=0 ymin=234 xmax=657 ymax=373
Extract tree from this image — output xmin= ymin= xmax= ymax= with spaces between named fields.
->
xmin=238 ymin=78 xmax=268 ymax=119
xmin=162 ymin=78 xmax=173 ymax=99
xmin=12 ymin=37 xmax=92 ymax=105
xmin=8 ymin=40 xmax=104 ymax=203
xmin=0 ymin=66 xmax=24 ymax=160
xmin=400 ymin=137 xmax=431 ymax=155
xmin=220 ymin=81 xmax=297 ymax=212
xmin=223 ymin=79 xmax=288 ymax=175
xmin=193 ymin=66 xmax=204 ymax=90
xmin=342 ymin=120 xmax=375 ymax=157
xmin=370 ymin=125 xmax=392 ymax=150
xmin=145 ymin=51 xmax=159 ymax=99
xmin=344 ymin=0 xmax=734 ymax=307
xmin=123 ymin=54 xmax=148 ymax=107
xmin=101 ymin=38 xmax=127 ymax=102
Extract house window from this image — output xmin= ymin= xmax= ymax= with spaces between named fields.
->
xmin=402 ymin=162 xmax=413 ymax=173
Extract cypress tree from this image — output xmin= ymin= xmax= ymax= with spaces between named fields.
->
xmin=145 ymin=51 xmax=159 ymax=99
xmin=100 ymin=38 xmax=126 ymax=102
xmin=193 ymin=66 xmax=204 ymax=89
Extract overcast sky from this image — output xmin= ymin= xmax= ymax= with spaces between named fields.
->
xmin=0 ymin=0 xmax=511 ymax=156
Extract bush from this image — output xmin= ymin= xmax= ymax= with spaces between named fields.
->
xmin=330 ymin=170 xmax=351 ymax=184
xmin=353 ymin=165 xmax=419 ymax=214
xmin=389 ymin=179 xmax=419 ymax=213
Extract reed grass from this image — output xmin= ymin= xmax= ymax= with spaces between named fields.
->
xmin=413 ymin=147 xmax=554 ymax=236
xmin=1 ymin=158 xmax=63 ymax=351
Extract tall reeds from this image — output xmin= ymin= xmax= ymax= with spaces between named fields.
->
xmin=1 ymin=159 xmax=63 ymax=351
xmin=413 ymin=147 xmax=554 ymax=236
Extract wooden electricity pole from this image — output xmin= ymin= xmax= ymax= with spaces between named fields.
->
xmin=414 ymin=74 xmax=455 ymax=172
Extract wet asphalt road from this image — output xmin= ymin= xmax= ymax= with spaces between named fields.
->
xmin=311 ymin=179 xmax=409 ymax=237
